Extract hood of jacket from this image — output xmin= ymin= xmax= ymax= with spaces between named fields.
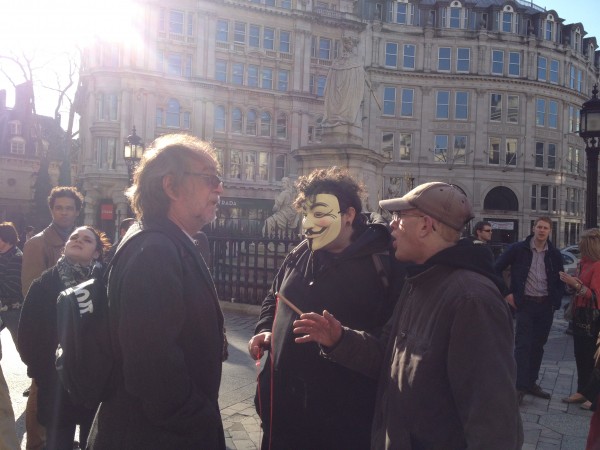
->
xmin=408 ymin=238 xmax=505 ymax=294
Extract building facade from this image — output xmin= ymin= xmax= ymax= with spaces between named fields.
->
xmin=75 ymin=0 xmax=599 ymax=245
xmin=0 ymin=82 xmax=74 ymax=232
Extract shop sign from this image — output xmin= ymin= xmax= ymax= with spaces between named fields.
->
xmin=100 ymin=203 xmax=114 ymax=220
xmin=489 ymin=221 xmax=514 ymax=230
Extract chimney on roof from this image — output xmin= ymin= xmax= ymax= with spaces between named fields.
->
xmin=14 ymin=81 xmax=34 ymax=114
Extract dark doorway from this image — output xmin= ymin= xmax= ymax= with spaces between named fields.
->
xmin=483 ymin=186 xmax=519 ymax=211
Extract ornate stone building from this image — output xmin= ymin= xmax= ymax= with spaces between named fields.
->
xmin=76 ymin=0 xmax=599 ymax=245
xmin=0 ymin=82 xmax=74 ymax=232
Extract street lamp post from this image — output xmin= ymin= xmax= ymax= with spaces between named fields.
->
xmin=579 ymin=85 xmax=600 ymax=229
xmin=123 ymin=126 xmax=145 ymax=186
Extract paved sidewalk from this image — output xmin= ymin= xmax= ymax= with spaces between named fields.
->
xmin=519 ymin=305 xmax=591 ymax=450
xmin=219 ymin=301 xmax=593 ymax=450
xmin=3 ymin=300 xmax=588 ymax=449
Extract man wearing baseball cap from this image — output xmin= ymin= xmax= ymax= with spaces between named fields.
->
xmin=293 ymin=182 xmax=523 ymax=449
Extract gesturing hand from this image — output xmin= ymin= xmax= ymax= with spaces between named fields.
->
xmin=293 ymin=310 xmax=343 ymax=349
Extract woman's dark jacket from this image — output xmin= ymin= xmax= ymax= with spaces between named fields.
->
xmin=494 ymin=235 xmax=565 ymax=309
xmin=254 ymin=214 xmax=404 ymax=450
xmin=18 ymin=266 xmax=96 ymax=427
xmin=87 ymin=218 xmax=226 ymax=450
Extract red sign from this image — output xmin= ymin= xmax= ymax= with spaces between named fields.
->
xmin=100 ymin=203 xmax=114 ymax=220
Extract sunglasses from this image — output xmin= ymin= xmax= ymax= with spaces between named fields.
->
xmin=184 ymin=172 xmax=223 ymax=189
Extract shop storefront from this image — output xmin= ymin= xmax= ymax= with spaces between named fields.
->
xmin=206 ymin=197 xmax=274 ymax=237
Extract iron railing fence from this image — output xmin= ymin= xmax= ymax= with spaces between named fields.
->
xmin=207 ymin=230 xmax=302 ymax=305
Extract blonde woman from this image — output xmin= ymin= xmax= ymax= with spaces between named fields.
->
xmin=560 ymin=228 xmax=600 ymax=410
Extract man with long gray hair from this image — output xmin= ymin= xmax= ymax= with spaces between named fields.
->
xmin=88 ymin=134 xmax=227 ymax=450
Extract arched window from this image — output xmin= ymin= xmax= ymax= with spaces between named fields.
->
xmin=573 ymin=28 xmax=582 ymax=52
xmin=498 ymin=5 xmax=518 ymax=34
xmin=544 ymin=14 xmax=555 ymax=42
xmin=483 ymin=186 xmax=519 ymax=211
xmin=215 ymin=106 xmax=226 ymax=132
xmin=260 ymin=111 xmax=272 ymax=137
xmin=166 ymin=98 xmax=180 ymax=127
xmin=246 ymin=110 xmax=257 ymax=135
xmin=232 ymin=108 xmax=243 ymax=133
xmin=443 ymin=1 xmax=467 ymax=29
xmin=276 ymin=113 xmax=287 ymax=139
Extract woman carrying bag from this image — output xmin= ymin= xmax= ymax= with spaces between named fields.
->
xmin=560 ymin=228 xmax=600 ymax=411
xmin=18 ymin=226 xmax=111 ymax=450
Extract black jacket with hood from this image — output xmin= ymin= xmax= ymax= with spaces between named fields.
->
xmin=326 ymin=239 xmax=524 ymax=450
xmin=254 ymin=213 xmax=405 ymax=450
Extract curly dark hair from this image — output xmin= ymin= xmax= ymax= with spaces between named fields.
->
xmin=293 ymin=167 xmax=366 ymax=238
xmin=48 ymin=186 xmax=84 ymax=211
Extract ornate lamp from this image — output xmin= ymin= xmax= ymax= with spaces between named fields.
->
xmin=579 ymin=85 xmax=600 ymax=229
xmin=123 ymin=126 xmax=144 ymax=185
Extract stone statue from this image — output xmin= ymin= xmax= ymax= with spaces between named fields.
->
xmin=387 ymin=177 xmax=403 ymax=198
xmin=323 ymin=36 xmax=365 ymax=127
xmin=263 ymin=177 xmax=301 ymax=237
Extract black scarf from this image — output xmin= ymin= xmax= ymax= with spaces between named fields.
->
xmin=56 ymin=255 xmax=95 ymax=289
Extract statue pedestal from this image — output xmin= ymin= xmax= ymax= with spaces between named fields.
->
xmin=321 ymin=123 xmax=363 ymax=146
xmin=291 ymin=143 xmax=389 ymax=211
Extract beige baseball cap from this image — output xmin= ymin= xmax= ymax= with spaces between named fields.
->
xmin=379 ymin=182 xmax=473 ymax=231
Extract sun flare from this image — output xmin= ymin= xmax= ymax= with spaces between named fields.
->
xmin=1 ymin=0 xmax=143 ymax=56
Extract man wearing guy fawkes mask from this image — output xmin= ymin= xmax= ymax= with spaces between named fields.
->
xmin=248 ymin=167 xmax=405 ymax=450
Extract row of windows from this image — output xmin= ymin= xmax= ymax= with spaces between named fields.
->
xmin=92 ymin=135 xmax=288 ymax=183
xmin=380 ymin=132 xmax=582 ymax=172
xmin=382 ymin=42 xmax=589 ymax=93
xmin=245 ymin=0 xmax=291 ymax=9
xmin=535 ymin=99 xmax=558 ymax=129
xmin=214 ymin=106 xmax=288 ymax=139
xmin=383 ymin=88 xmax=518 ymax=123
xmin=158 ymin=9 xmax=194 ymax=37
xmin=536 ymin=143 xmax=584 ymax=175
xmin=9 ymin=137 xmax=48 ymax=155
xmin=530 ymin=185 xmax=583 ymax=215
xmin=156 ymin=51 xmax=193 ymax=78
xmin=155 ymin=99 xmax=191 ymax=129
xmin=531 ymin=185 xmax=558 ymax=213
xmin=215 ymin=60 xmax=289 ymax=91
xmin=382 ymin=2 xmax=592 ymax=56
xmin=384 ymin=43 xmax=416 ymax=69
xmin=217 ymin=20 xmax=291 ymax=53
xmin=214 ymin=60 xmax=329 ymax=96
xmin=382 ymin=88 xmax=581 ymax=129
xmin=216 ymin=150 xmax=287 ymax=182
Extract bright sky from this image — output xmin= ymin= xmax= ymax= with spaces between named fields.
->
xmin=0 ymin=0 xmax=598 ymax=130
xmin=0 ymin=0 xmax=141 ymax=130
